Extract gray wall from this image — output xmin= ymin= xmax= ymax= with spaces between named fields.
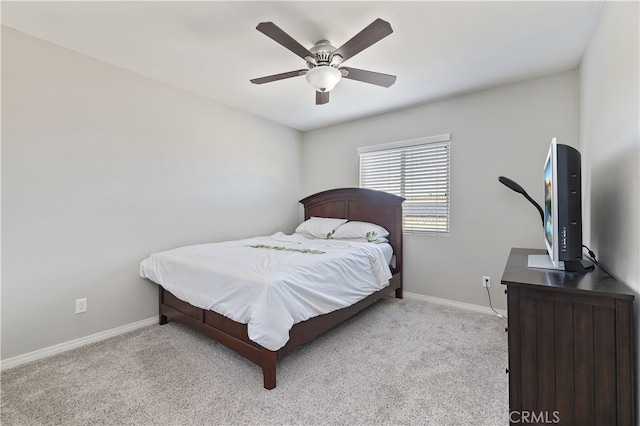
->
xmin=1 ymin=27 xmax=303 ymax=360
xmin=578 ymin=0 xmax=639 ymax=409
xmin=580 ymin=0 xmax=639 ymax=293
xmin=302 ymin=71 xmax=579 ymax=310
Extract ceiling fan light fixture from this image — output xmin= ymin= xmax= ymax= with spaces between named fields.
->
xmin=305 ymin=66 xmax=342 ymax=92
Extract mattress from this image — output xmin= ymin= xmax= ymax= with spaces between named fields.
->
xmin=139 ymin=232 xmax=393 ymax=350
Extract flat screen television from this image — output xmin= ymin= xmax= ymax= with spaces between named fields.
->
xmin=528 ymin=138 xmax=592 ymax=272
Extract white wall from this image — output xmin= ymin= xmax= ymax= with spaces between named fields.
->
xmin=580 ymin=0 xmax=639 ymax=292
xmin=1 ymin=27 xmax=302 ymax=360
xmin=578 ymin=0 xmax=639 ymax=408
xmin=302 ymin=71 xmax=579 ymax=310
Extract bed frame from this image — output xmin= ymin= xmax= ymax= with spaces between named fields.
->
xmin=157 ymin=187 xmax=404 ymax=389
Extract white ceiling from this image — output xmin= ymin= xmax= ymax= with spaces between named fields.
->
xmin=1 ymin=1 xmax=603 ymax=131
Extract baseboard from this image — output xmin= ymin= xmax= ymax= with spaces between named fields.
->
xmin=1 ymin=316 xmax=158 ymax=371
xmin=403 ymin=291 xmax=508 ymax=318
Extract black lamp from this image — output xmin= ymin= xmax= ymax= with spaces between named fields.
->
xmin=498 ymin=176 xmax=544 ymax=227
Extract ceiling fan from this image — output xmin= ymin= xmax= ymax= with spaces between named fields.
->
xmin=250 ymin=19 xmax=397 ymax=105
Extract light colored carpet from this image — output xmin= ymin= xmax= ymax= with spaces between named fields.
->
xmin=1 ymin=298 xmax=509 ymax=425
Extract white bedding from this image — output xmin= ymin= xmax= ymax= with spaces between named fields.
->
xmin=139 ymin=232 xmax=393 ymax=351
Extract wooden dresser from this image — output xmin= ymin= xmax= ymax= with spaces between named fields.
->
xmin=501 ymin=247 xmax=635 ymax=425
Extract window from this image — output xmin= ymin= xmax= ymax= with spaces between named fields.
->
xmin=358 ymin=134 xmax=451 ymax=234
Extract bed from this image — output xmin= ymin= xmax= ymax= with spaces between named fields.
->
xmin=140 ymin=187 xmax=404 ymax=389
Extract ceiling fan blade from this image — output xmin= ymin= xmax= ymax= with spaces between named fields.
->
xmin=332 ymin=18 xmax=393 ymax=62
xmin=316 ymin=91 xmax=330 ymax=105
xmin=250 ymin=69 xmax=307 ymax=85
xmin=340 ymin=67 xmax=396 ymax=87
xmin=256 ymin=22 xmax=314 ymax=60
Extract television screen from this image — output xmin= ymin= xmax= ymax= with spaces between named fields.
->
xmin=544 ymin=138 xmax=561 ymax=267
xmin=544 ymin=149 xmax=554 ymax=253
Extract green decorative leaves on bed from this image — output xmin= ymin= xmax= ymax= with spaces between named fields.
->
xmin=246 ymin=244 xmax=326 ymax=254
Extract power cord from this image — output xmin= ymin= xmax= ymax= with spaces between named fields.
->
xmin=582 ymin=244 xmax=613 ymax=277
xmin=486 ymin=285 xmax=507 ymax=320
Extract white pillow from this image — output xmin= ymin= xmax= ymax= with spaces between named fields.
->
xmin=331 ymin=221 xmax=390 ymax=243
xmin=295 ymin=217 xmax=348 ymax=239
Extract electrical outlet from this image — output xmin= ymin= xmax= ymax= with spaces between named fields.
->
xmin=75 ymin=298 xmax=87 ymax=314
xmin=482 ymin=276 xmax=491 ymax=288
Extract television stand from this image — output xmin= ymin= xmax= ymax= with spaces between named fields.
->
xmin=502 ymin=248 xmax=635 ymax=425
xmin=564 ymin=259 xmax=595 ymax=272
xmin=527 ymin=254 xmax=594 ymax=273
xmin=527 ymin=254 xmax=563 ymax=270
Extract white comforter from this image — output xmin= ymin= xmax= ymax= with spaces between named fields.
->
xmin=139 ymin=232 xmax=392 ymax=351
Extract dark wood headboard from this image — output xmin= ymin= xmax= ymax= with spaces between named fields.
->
xmin=299 ymin=188 xmax=404 ymax=274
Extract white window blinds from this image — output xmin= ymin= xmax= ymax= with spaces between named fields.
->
xmin=358 ymin=134 xmax=451 ymax=234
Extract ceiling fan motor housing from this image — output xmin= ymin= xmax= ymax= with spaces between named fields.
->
xmin=308 ymin=40 xmax=343 ymax=69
